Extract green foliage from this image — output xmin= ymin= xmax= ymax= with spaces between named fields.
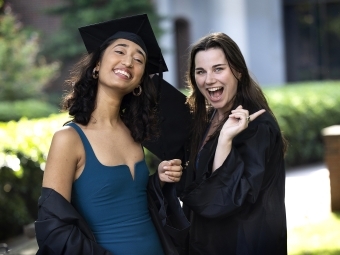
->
xmin=0 ymin=158 xmax=43 ymax=241
xmin=264 ymin=81 xmax=340 ymax=167
xmin=42 ymin=0 xmax=162 ymax=60
xmin=0 ymin=99 xmax=59 ymax=122
xmin=0 ymin=113 xmax=70 ymax=163
xmin=0 ymin=9 xmax=60 ymax=101
xmin=0 ymin=114 xmax=70 ymax=241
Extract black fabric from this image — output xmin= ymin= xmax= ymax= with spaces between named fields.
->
xmin=78 ymin=14 xmax=167 ymax=75
xmin=143 ymin=75 xmax=191 ymax=161
xmin=107 ymin=31 xmax=147 ymax=54
xmin=147 ymin=174 xmax=190 ymax=255
xmin=35 ymin=187 xmax=113 ymax=255
xmin=177 ymin=112 xmax=287 ymax=255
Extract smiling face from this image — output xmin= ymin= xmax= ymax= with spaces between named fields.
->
xmin=194 ymin=47 xmax=239 ymax=115
xmin=95 ymin=38 xmax=146 ymax=95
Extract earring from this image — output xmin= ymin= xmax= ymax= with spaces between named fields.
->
xmin=92 ymin=68 xmax=99 ymax=79
xmin=133 ymin=85 xmax=142 ymax=96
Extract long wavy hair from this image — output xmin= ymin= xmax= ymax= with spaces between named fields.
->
xmin=61 ymin=38 xmax=159 ymax=143
xmin=186 ymin=32 xmax=287 ymax=169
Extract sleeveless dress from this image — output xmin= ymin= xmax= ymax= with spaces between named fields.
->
xmin=67 ymin=122 xmax=164 ymax=255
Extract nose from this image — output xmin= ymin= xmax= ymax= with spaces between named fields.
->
xmin=122 ymin=56 xmax=133 ymax=68
xmin=205 ymin=71 xmax=216 ymax=85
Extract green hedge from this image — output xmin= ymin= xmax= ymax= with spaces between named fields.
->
xmin=0 ymin=99 xmax=59 ymax=122
xmin=264 ymin=81 xmax=340 ymax=167
xmin=0 ymin=81 xmax=339 ymax=241
xmin=0 ymin=114 xmax=69 ymax=241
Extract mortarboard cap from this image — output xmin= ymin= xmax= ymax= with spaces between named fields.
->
xmin=78 ymin=14 xmax=167 ymax=75
xmin=143 ymin=75 xmax=192 ymax=160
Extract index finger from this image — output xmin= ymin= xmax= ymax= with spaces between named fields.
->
xmin=249 ymin=109 xmax=266 ymax=122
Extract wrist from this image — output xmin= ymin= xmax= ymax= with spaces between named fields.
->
xmin=217 ymin=135 xmax=233 ymax=147
xmin=157 ymin=172 xmax=165 ymax=188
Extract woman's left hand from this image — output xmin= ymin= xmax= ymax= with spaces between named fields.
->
xmin=220 ymin=105 xmax=265 ymax=140
xmin=213 ymin=106 xmax=265 ymax=171
xmin=158 ymin=159 xmax=183 ymax=183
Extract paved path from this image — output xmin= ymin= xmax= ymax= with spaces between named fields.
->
xmin=285 ymin=163 xmax=331 ymax=229
xmin=3 ymin=235 xmax=37 ymax=255
xmin=3 ymin=163 xmax=331 ymax=254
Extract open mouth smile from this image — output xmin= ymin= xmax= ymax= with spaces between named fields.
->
xmin=207 ymin=87 xmax=224 ymax=101
xmin=114 ymin=69 xmax=131 ymax=79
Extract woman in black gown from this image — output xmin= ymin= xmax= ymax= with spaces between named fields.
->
xmin=177 ymin=32 xmax=288 ymax=255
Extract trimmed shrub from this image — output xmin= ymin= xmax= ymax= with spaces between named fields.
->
xmin=0 ymin=99 xmax=59 ymax=122
xmin=0 ymin=114 xmax=69 ymax=241
xmin=264 ymin=81 xmax=340 ymax=167
xmin=0 ymin=154 xmax=43 ymax=240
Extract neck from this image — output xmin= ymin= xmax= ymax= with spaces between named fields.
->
xmin=214 ymin=110 xmax=225 ymax=123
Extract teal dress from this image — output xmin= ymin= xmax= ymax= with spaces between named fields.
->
xmin=67 ymin=122 xmax=164 ymax=255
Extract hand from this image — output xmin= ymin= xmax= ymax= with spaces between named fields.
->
xmin=212 ymin=106 xmax=265 ymax=171
xmin=158 ymin=159 xmax=183 ymax=183
xmin=220 ymin=105 xmax=265 ymax=141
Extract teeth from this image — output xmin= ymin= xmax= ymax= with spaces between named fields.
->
xmin=114 ymin=69 xmax=131 ymax=78
xmin=207 ymin=87 xmax=222 ymax=92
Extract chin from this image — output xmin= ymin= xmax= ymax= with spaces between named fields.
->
xmin=210 ymin=101 xmax=223 ymax=109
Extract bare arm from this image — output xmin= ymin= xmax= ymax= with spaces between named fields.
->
xmin=213 ymin=106 xmax=266 ymax=171
xmin=42 ymin=126 xmax=82 ymax=202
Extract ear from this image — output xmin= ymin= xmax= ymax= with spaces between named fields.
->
xmin=237 ymin=72 xmax=242 ymax=80
xmin=95 ymin=62 xmax=100 ymax=71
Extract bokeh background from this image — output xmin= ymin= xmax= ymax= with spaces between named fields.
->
xmin=0 ymin=0 xmax=340 ymax=254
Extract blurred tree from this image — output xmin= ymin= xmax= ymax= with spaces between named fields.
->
xmin=42 ymin=0 xmax=162 ymax=61
xmin=0 ymin=0 xmax=5 ymax=13
xmin=0 ymin=7 xmax=60 ymax=101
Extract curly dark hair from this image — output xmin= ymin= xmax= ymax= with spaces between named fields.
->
xmin=61 ymin=38 xmax=159 ymax=143
xmin=185 ymin=32 xmax=287 ymax=168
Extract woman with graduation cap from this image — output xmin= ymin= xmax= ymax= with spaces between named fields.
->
xmin=34 ymin=14 xmax=189 ymax=255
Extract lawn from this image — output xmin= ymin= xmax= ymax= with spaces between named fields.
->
xmin=288 ymin=212 xmax=340 ymax=255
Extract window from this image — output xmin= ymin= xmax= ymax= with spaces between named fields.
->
xmin=284 ymin=0 xmax=340 ymax=81
xmin=175 ymin=18 xmax=190 ymax=89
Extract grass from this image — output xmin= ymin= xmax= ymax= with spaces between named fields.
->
xmin=288 ymin=212 xmax=340 ymax=255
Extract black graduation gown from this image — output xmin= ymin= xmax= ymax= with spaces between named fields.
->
xmin=35 ymin=174 xmax=189 ymax=255
xmin=178 ymin=112 xmax=287 ymax=255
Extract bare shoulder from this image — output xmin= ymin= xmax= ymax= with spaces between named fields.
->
xmin=52 ymin=125 xmax=81 ymax=144
xmin=47 ymin=126 xmax=84 ymax=161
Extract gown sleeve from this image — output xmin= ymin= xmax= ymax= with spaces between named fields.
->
xmin=35 ymin=187 xmax=113 ymax=255
xmin=147 ymin=174 xmax=190 ymax=255
xmin=180 ymin=119 xmax=279 ymax=219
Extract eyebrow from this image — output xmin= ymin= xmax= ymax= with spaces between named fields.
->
xmin=195 ymin=63 xmax=227 ymax=71
xmin=114 ymin=43 xmax=146 ymax=60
